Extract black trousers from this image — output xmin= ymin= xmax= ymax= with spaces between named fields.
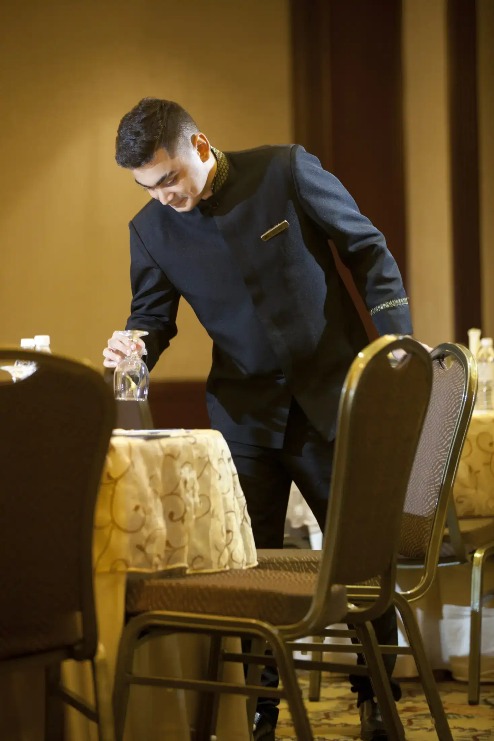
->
xmin=228 ymin=401 xmax=401 ymax=723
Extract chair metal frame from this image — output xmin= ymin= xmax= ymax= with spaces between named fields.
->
xmin=355 ymin=342 xmax=492 ymax=707
xmin=0 ymin=348 xmax=116 ymax=741
xmin=291 ymin=342 xmax=474 ymax=738
xmin=112 ymin=335 xmax=432 ymax=741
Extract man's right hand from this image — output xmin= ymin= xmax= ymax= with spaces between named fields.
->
xmin=103 ymin=330 xmax=146 ymax=369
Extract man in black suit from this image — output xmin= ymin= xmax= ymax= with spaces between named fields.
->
xmin=104 ymin=97 xmax=413 ymax=741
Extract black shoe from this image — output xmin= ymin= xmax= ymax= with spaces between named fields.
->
xmin=253 ymin=711 xmax=276 ymax=740
xmin=359 ymin=699 xmax=388 ymax=740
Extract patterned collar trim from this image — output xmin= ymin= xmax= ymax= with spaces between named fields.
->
xmin=210 ymin=147 xmax=229 ymax=194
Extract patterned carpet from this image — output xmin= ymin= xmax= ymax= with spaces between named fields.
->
xmin=276 ymin=672 xmax=494 ymax=740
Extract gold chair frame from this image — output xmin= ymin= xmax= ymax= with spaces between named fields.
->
xmin=112 ymin=335 xmax=432 ymax=741
xmin=273 ymin=342 xmax=474 ymax=738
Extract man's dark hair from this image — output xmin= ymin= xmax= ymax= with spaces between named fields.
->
xmin=115 ymin=98 xmax=199 ymax=169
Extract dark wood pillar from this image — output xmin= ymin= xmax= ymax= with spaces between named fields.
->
xmin=447 ymin=0 xmax=482 ymax=341
xmin=290 ymin=0 xmax=406 ymax=272
xmin=290 ymin=0 xmax=406 ymax=340
xmin=290 ymin=0 xmax=483 ymax=345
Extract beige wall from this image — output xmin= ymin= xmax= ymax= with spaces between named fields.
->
xmin=2 ymin=0 xmax=493 ymax=381
xmin=402 ymin=0 xmax=454 ymax=347
xmin=0 ymin=0 xmax=292 ymax=379
xmin=403 ymin=0 xmax=494 ymax=347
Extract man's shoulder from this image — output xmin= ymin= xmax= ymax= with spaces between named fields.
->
xmin=225 ymin=143 xmax=295 ymax=166
xmin=130 ymin=197 xmax=165 ymax=227
xmin=223 ymin=145 xmax=301 ymax=190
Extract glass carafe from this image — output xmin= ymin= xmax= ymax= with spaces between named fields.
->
xmin=113 ymin=330 xmax=150 ymax=401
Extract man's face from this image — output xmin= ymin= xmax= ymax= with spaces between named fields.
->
xmin=132 ymin=133 xmax=215 ymax=213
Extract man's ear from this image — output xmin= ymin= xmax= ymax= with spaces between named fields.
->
xmin=193 ymin=132 xmax=211 ymax=162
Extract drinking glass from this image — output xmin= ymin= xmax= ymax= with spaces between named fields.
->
xmin=0 ymin=360 xmax=37 ymax=382
xmin=113 ymin=330 xmax=150 ymax=401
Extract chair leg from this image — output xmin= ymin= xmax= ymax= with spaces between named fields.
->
xmin=468 ymin=543 xmax=494 ymax=705
xmin=245 ymin=637 xmax=267 ymax=728
xmin=195 ymin=634 xmax=223 ymax=741
xmin=92 ymin=644 xmax=116 ymax=741
xmin=308 ymin=635 xmax=324 ymax=701
xmin=394 ymin=594 xmax=453 ymax=740
xmin=267 ymin=632 xmax=314 ymax=741
xmin=44 ymin=663 xmax=65 ymax=741
xmin=469 ymin=550 xmax=483 ymax=705
xmin=355 ymin=622 xmax=405 ymax=741
xmin=113 ymin=619 xmax=144 ymax=741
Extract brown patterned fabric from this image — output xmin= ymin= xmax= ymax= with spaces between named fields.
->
xmin=256 ymin=548 xmax=320 ymax=573
xmin=210 ymin=147 xmax=229 ymax=194
xmin=125 ymin=567 xmax=347 ymax=626
xmin=399 ymin=355 xmax=466 ymax=559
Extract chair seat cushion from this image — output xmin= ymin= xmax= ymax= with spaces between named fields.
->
xmin=256 ymin=548 xmax=321 ymax=573
xmin=125 ymin=566 xmax=347 ymax=626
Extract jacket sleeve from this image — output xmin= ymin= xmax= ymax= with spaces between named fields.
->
xmin=125 ymin=220 xmax=180 ymax=371
xmin=291 ymin=145 xmax=413 ymax=336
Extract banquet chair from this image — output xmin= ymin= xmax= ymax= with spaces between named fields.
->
xmin=274 ymin=342 xmax=473 ymax=736
xmin=320 ymin=343 xmax=494 ymax=705
xmin=112 ymin=334 xmax=432 ymax=741
xmin=0 ymin=349 xmax=116 ymax=741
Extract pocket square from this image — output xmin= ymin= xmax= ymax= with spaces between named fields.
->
xmin=260 ymin=220 xmax=289 ymax=241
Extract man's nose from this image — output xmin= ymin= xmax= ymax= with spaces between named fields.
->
xmin=161 ymin=190 xmax=177 ymax=206
xmin=153 ymin=189 xmax=168 ymax=206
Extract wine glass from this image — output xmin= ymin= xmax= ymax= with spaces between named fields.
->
xmin=0 ymin=360 xmax=37 ymax=383
xmin=113 ymin=330 xmax=150 ymax=401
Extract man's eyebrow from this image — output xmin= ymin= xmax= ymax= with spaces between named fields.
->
xmin=134 ymin=171 xmax=176 ymax=189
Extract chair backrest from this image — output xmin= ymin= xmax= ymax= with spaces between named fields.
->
xmin=397 ymin=342 xmax=476 ymax=598
xmin=303 ymin=335 xmax=432 ymax=633
xmin=0 ymin=349 xmax=115 ymax=662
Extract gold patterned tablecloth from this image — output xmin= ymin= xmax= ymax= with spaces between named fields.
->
xmin=452 ymin=410 xmax=494 ymax=517
xmin=90 ymin=429 xmax=256 ymax=741
xmin=94 ymin=428 xmax=257 ymax=574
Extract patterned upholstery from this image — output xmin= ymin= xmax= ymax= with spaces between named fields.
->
xmin=256 ymin=548 xmax=320 ymax=573
xmin=126 ymin=568 xmax=347 ymax=626
xmin=399 ymin=353 xmax=467 ymax=560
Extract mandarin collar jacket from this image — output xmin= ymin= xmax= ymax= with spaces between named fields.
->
xmin=126 ymin=144 xmax=412 ymax=444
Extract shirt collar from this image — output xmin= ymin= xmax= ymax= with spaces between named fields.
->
xmin=210 ymin=147 xmax=229 ymax=194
